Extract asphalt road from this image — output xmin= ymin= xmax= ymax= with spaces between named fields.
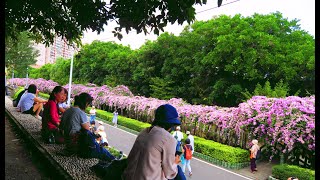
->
xmin=94 ymin=119 xmax=253 ymax=180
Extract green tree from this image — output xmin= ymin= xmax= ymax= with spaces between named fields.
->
xmin=5 ymin=31 xmax=39 ymax=77
xmin=5 ymin=0 xmax=224 ymax=46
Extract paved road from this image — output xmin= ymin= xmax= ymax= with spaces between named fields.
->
xmin=93 ymin=118 xmax=253 ymax=180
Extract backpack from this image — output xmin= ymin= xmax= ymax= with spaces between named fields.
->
xmin=184 ymin=145 xmax=192 ymax=160
xmin=256 ymin=149 xmax=261 ymax=159
xmin=13 ymin=89 xmax=26 ymax=107
xmin=174 ymin=132 xmax=178 ymax=140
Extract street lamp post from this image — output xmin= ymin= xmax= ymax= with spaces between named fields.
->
xmin=26 ymin=67 xmax=29 ymax=88
xmin=67 ymin=48 xmax=75 ymax=107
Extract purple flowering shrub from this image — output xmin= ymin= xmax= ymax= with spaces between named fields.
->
xmin=9 ymin=78 xmax=315 ymax=162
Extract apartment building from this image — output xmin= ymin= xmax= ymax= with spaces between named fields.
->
xmin=33 ymin=36 xmax=77 ymax=67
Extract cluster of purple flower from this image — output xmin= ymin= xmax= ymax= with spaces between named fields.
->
xmin=9 ymin=78 xmax=315 ymax=159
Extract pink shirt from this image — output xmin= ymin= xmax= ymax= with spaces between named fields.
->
xmin=123 ymin=126 xmax=178 ymax=180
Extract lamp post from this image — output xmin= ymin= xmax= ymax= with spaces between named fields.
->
xmin=67 ymin=47 xmax=75 ymax=107
xmin=26 ymin=67 xmax=29 ymax=88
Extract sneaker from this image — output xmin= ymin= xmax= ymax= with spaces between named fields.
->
xmin=35 ymin=115 xmax=42 ymax=120
xmin=189 ymin=172 xmax=192 ymax=177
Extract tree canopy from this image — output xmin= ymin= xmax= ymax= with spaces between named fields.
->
xmin=5 ymin=0 xmax=224 ymax=46
xmin=5 ymin=31 xmax=39 ymax=77
xmin=30 ymin=12 xmax=315 ymax=107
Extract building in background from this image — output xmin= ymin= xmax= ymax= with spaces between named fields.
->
xmin=33 ymin=36 xmax=77 ymax=67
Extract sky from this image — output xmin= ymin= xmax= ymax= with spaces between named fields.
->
xmin=81 ymin=0 xmax=315 ymax=50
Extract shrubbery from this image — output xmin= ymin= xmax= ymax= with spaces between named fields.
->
xmin=272 ymin=164 xmax=315 ymax=180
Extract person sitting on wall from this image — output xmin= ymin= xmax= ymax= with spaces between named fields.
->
xmin=41 ymin=86 xmax=68 ymax=144
xmin=60 ymin=93 xmax=92 ymax=155
xmin=17 ymin=84 xmax=47 ymax=120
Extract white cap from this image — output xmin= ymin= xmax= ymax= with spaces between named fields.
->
xmin=186 ymin=131 xmax=190 ymax=135
xmin=176 ymin=126 xmax=181 ymax=130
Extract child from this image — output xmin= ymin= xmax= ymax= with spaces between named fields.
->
xmin=97 ymin=125 xmax=109 ymax=147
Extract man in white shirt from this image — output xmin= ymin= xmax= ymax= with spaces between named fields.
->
xmin=186 ymin=131 xmax=195 ymax=154
xmin=172 ymin=126 xmax=183 ymax=151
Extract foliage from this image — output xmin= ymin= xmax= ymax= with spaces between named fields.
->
xmin=149 ymin=77 xmax=175 ymax=100
xmin=29 ymin=12 xmax=314 ymax=106
xmin=5 ymin=31 xmax=39 ymax=77
xmin=49 ymin=57 xmax=71 ymax=85
xmin=29 ymin=64 xmax=54 ymax=80
xmin=272 ymin=164 xmax=315 ymax=180
xmin=5 ymin=0 xmax=223 ymax=46
xmin=241 ymin=80 xmax=292 ymax=101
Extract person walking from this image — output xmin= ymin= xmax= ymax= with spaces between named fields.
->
xmin=122 ymin=104 xmax=184 ymax=180
xmin=186 ymin=131 xmax=195 ymax=154
xmin=182 ymin=138 xmax=193 ymax=177
xmin=172 ymin=126 xmax=183 ymax=151
xmin=112 ymin=110 xmax=118 ymax=127
xmin=249 ymin=139 xmax=260 ymax=173
xmin=89 ymin=106 xmax=97 ymax=127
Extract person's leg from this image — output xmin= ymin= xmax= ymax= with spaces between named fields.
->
xmin=187 ymin=160 xmax=192 ymax=175
xmin=250 ymin=158 xmax=255 ymax=172
xmin=92 ymin=147 xmax=116 ymax=161
xmin=33 ymin=103 xmax=43 ymax=116
xmin=253 ymin=158 xmax=257 ymax=170
xmin=182 ymin=160 xmax=186 ymax=173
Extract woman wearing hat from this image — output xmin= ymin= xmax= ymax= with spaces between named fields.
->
xmin=123 ymin=104 xmax=185 ymax=180
xmin=186 ymin=131 xmax=194 ymax=154
xmin=249 ymin=139 xmax=260 ymax=173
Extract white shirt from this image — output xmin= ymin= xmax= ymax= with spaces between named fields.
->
xmin=187 ymin=134 xmax=195 ymax=153
xmin=172 ymin=131 xmax=183 ymax=142
xmin=89 ymin=108 xmax=96 ymax=115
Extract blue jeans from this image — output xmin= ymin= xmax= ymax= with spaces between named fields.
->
xmin=91 ymin=147 xmax=116 ymax=161
xmin=90 ymin=115 xmax=96 ymax=124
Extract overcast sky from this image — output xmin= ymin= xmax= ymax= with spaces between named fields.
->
xmin=81 ymin=0 xmax=315 ymax=50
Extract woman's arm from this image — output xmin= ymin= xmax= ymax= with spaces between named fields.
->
xmin=34 ymin=96 xmax=48 ymax=103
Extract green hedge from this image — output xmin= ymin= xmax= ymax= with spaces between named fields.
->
xmin=13 ymin=87 xmax=25 ymax=99
xmin=272 ymin=164 xmax=315 ymax=180
xmin=13 ymin=87 xmax=50 ymax=99
xmin=87 ymin=108 xmax=250 ymax=164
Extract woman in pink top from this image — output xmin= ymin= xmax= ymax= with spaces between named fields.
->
xmin=41 ymin=86 xmax=68 ymax=144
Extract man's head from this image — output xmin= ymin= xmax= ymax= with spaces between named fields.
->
xmin=186 ymin=131 xmax=190 ymax=135
xmin=152 ymin=104 xmax=181 ymax=130
xmin=176 ymin=126 xmax=181 ymax=131
xmin=185 ymin=138 xmax=190 ymax=144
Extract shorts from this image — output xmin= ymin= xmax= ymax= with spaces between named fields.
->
xmin=23 ymin=106 xmax=35 ymax=115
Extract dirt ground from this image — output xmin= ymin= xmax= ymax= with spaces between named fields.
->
xmin=5 ymin=115 xmax=52 ymax=180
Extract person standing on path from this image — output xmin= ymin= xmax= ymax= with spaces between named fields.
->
xmin=89 ymin=106 xmax=97 ymax=128
xmin=123 ymin=104 xmax=183 ymax=180
xmin=249 ymin=139 xmax=260 ymax=173
xmin=173 ymin=126 xmax=183 ymax=151
xmin=182 ymin=138 xmax=193 ymax=177
xmin=186 ymin=131 xmax=194 ymax=154
xmin=112 ymin=110 xmax=118 ymax=127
